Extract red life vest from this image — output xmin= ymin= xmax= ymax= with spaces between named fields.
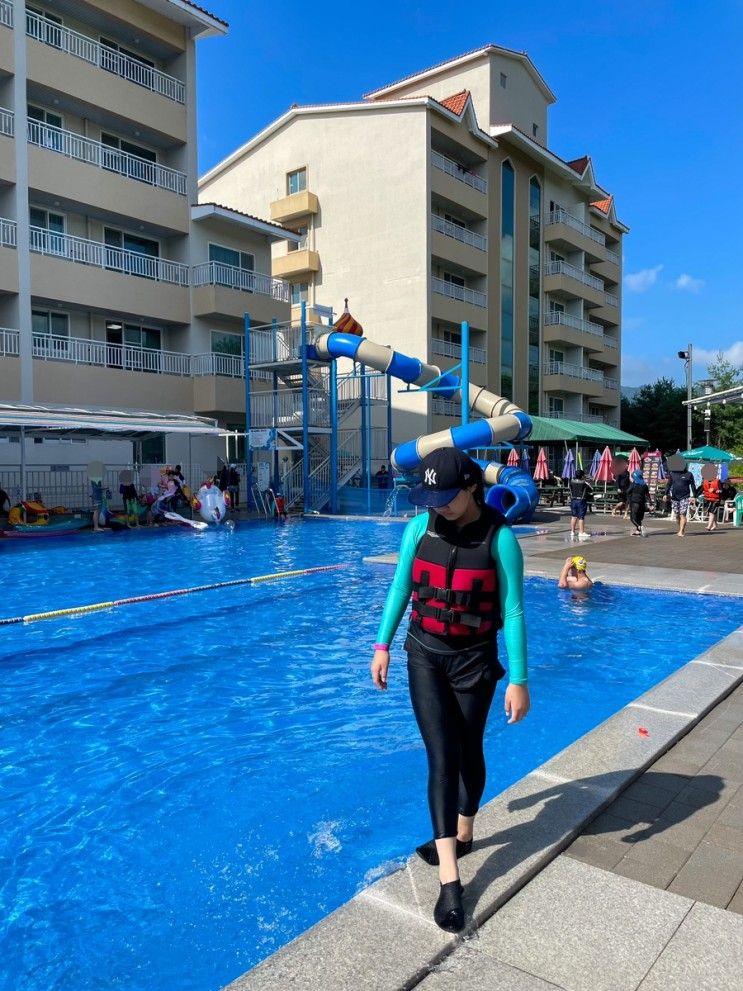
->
xmin=703 ymin=479 xmax=720 ymax=503
xmin=410 ymin=507 xmax=504 ymax=639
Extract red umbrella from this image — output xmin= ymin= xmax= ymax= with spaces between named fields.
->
xmin=507 ymin=447 xmax=519 ymax=466
xmin=595 ymin=446 xmax=614 ymax=489
xmin=533 ymin=447 xmax=549 ymax=481
xmin=628 ymin=447 xmax=641 ymax=473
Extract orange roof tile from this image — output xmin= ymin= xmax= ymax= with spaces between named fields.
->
xmin=439 ymin=90 xmax=470 ymax=116
xmin=591 ymin=196 xmax=613 ymax=215
xmin=566 ymin=155 xmax=590 ymax=175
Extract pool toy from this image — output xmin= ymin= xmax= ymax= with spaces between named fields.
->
xmin=194 ymin=481 xmax=230 ymax=524
xmin=163 ymin=511 xmax=208 ymax=531
xmin=312 ymin=332 xmax=537 ymax=523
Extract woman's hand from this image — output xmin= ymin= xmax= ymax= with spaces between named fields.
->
xmin=370 ymin=649 xmax=390 ymax=690
xmin=504 ymin=684 xmax=530 ymax=724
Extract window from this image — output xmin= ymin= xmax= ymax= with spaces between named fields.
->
xmin=532 ymin=123 xmax=539 ymax=139
xmin=30 ymin=207 xmax=65 ymax=255
xmin=101 ymin=132 xmax=157 ymax=184
xmin=287 ymin=225 xmax=308 ymax=252
xmin=549 ymin=397 xmax=564 ymax=416
xmin=589 ymin=404 xmax=603 ymax=418
xmin=106 ymin=320 xmax=161 ymax=371
xmin=549 ymin=301 xmax=565 ymax=313
xmin=443 ymin=272 xmax=465 ymax=288
xmin=208 ymin=243 xmax=255 ymax=290
xmin=500 ymin=72 xmax=507 ymax=88
xmin=27 ymin=6 xmax=63 ymax=47
xmin=444 ymin=213 xmax=466 ymax=229
xmin=100 ymin=37 xmax=156 ymax=89
xmin=528 ymin=176 xmax=541 ymax=415
xmin=291 ymin=282 xmax=308 ymax=305
xmin=550 ymin=250 xmax=565 ymax=263
xmin=32 ymin=309 xmax=69 ymax=356
xmin=104 ymin=227 xmax=159 ymax=278
xmin=27 ymin=104 xmax=64 ymax=152
xmin=287 ymin=168 xmax=307 ymax=195
xmin=549 ymin=348 xmax=564 ymax=363
xmin=211 ymin=330 xmax=243 ymax=356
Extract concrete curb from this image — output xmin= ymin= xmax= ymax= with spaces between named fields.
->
xmin=224 ymin=626 xmax=743 ymax=991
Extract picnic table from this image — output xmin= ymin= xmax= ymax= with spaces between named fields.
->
xmin=539 ymin=486 xmax=568 ymax=507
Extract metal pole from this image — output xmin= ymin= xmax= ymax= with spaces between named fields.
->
xmin=243 ymin=312 xmax=253 ymax=508
xmin=272 ymin=318 xmax=279 ymax=490
xmin=386 ymin=372 xmax=393 ymax=464
xmin=461 ymin=320 xmax=470 ymax=428
xmin=686 ymin=342 xmax=693 ymax=451
xmin=330 ymin=359 xmax=338 ymax=513
xmin=301 ymin=302 xmax=310 ymax=513
xmin=360 ymin=362 xmax=368 ymax=509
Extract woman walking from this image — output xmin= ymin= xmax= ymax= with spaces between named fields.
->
xmin=628 ymin=468 xmax=649 ymax=536
xmin=370 ymin=447 xmax=529 ymax=933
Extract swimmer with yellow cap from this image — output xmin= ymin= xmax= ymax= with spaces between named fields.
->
xmin=558 ymin=554 xmax=593 ymax=590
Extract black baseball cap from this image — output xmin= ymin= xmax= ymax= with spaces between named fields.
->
xmin=408 ymin=448 xmax=482 ymax=508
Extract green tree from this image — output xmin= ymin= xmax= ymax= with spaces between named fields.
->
xmin=703 ymin=352 xmax=743 ymax=453
xmin=620 ymin=378 xmax=689 ymax=453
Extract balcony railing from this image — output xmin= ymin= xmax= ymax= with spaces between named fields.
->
xmin=604 ymin=290 xmax=619 ymax=307
xmin=192 ymin=261 xmax=290 ymax=302
xmin=0 ymin=106 xmax=13 ymax=137
xmin=432 ymin=276 xmax=487 ymax=308
xmin=431 ymin=214 xmax=487 ymax=251
xmin=0 ymin=327 xmax=19 ymax=355
xmin=544 ymin=310 xmax=607 ymax=340
xmin=27 ymin=119 xmax=187 ymax=194
xmin=29 ymin=226 xmax=189 ymax=286
xmin=432 ymin=396 xmax=459 ymax=417
xmin=431 ymin=150 xmax=487 ymax=193
xmin=546 ymin=411 xmax=610 ymax=424
xmin=251 ymin=388 xmax=329 ymax=429
xmin=604 ymin=247 xmax=620 ymax=265
xmin=0 ymin=216 xmax=16 ymax=247
xmin=432 ymin=337 xmax=487 ymax=364
xmin=31 ymin=334 xmax=192 ymax=374
xmin=545 ymin=208 xmax=606 ymax=246
xmin=0 ymin=0 xmax=11 ymax=29
xmin=543 ymin=361 xmax=606 ymax=385
xmin=26 ymin=10 xmax=185 ymax=104
xmin=544 ymin=260 xmax=604 ymax=293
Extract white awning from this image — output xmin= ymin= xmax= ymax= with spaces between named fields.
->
xmin=0 ymin=403 xmax=223 ymax=439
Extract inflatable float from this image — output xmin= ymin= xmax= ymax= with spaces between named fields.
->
xmin=191 ymin=481 xmax=230 ymax=524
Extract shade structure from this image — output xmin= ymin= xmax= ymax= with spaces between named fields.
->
xmin=680 ymin=445 xmax=735 ymax=463
xmin=588 ymin=449 xmax=602 ymax=480
xmin=561 ymin=448 xmax=576 ymax=480
xmin=333 ymin=298 xmax=363 ymax=337
xmin=628 ymin=447 xmax=641 ymax=473
xmin=533 ymin=447 xmax=549 ymax=481
xmin=507 ymin=447 xmax=520 ymax=466
xmin=594 ymin=446 xmax=614 ymax=483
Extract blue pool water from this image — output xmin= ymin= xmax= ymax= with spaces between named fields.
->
xmin=0 ymin=519 xmax=740 ymax=991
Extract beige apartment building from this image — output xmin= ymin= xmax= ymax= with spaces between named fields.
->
xmin=0 ymin=0 xmax=294 ymax=470
xmin=200 ymin=44 xmax=627 ymax=445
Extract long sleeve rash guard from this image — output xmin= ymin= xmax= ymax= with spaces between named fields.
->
xmin=375 ymin=514 xmax=528 ymax=684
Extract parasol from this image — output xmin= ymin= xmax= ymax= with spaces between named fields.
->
xmin=507 ymin=447 xmax=519 ymax=467
xmin=533 ymin=447 xmax=549 ymax=482
xmin=588 ymin=449 xmax=601 ymax=480
xmin=561 ymin=448 xmax=576 ymax=481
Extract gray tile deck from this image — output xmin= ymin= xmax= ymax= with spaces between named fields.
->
xmin=224 ymin=514 xmax=743 ymax=991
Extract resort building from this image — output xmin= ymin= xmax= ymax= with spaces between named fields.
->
xmin=199 ymin=44 xmax=628 ymax=446
xmin=0 ymin=0 xmax=295 ymax=474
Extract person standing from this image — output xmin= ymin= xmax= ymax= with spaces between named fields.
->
xmin=703 ymin=474 xmax=721 ymax=532
xmin=568 ymin=469 xmax=593 ymax=540
xmin=227 ymin=464 xmax=240 ymax=510
xmin=665 ymin=459 xmax=699 ymax=537
xmin=370 ymin=448 xmax=529 ymax=933
xmin=611 ymin=465 xmax=631 ymax=518
xmin=628 ymin=468 xmax=649 ymax=536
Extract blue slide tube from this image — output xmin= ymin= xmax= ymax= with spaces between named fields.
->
xmin=311 ymin=333 xmax=539 ymax=522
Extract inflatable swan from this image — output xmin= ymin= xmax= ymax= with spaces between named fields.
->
xmin=192 ymin=481 xmax=230 ymax=524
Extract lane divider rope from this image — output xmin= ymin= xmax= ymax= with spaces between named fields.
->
xmin=0 ymin=564 xmax=346 ymax=626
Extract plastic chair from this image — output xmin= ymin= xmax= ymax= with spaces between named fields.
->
xmin=721 ymin=500 xmax=736 ymax=524
xmin=734 ymin=494 xmax=743 ymax=528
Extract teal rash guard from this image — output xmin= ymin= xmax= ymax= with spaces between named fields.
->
xmin=375 ymin=513 xmax=528 ymax=685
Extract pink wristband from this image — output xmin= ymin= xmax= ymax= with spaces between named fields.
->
xmin=374 ymin=643 xmax=389 ymax=652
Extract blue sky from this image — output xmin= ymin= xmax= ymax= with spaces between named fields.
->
xmin=196 ymin=0 xmax=743 ymax=388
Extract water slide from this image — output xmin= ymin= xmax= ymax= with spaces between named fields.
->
xmin=312 ymin=333 xmax=539 ymax=523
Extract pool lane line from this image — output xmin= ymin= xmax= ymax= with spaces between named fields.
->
xmin=0 ymin=563 xmax=347 ymax=626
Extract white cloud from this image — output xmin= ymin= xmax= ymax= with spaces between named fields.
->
xmin=620 ymin=353 xmax=679 ymax=387
xmin=675 ymin=273 xmax=704 ymax=292
xmin=693 ymin=342 xmax=743 ymax=373
xmin=624 ymin=264 xmax=663 ymax=292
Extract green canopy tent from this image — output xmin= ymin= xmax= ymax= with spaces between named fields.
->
xmin=525 ymin=416 xmax=647 ymax=446
xmin=680 ymin=445 xmax=735 ymax=463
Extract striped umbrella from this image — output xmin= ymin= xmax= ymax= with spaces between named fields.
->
xmin=533 ymin=447 xmax=550 ymax=482
xmin=628 ymin=447 xmax=641 ymax=473
xmin=507 ymin=447 xmax=520 ymax=467
xmin=588 ymin=449 xmax=602 ymax=480
xmin=561 ymin=449 xmax=576 ymax=481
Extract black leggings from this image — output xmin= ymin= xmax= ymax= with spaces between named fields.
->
xmin=406 ymin=641 xmax=500 ymax=838
xmin=629 ymin=502 xmax=645 ymax=529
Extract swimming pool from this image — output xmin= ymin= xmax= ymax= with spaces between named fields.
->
xmin=0 ymin=519 xmax=740 ymax=991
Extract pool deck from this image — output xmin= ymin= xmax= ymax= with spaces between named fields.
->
xmin=225 ymin=510 xmax=743 ymax=991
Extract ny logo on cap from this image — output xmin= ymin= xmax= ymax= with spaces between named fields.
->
xmin=424 ymin=468 xmax=437 ymax=485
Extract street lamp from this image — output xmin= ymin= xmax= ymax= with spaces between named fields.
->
xmin=698 ymin=378 xmax=715 ymax=447
xmin=677 ymin=345 xmax=692 ymax=450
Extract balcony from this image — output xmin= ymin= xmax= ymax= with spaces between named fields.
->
xmin=432 ymin=337 xmax=486 ymax=364
xmin=543 ymin=360 xmax=605 ymax=384
xmin=26 ymin=12 xmax=185 ymax=102
xmin=0 ymin=217 xmax=16 ymax=293
xmin=0 ymin=215 xmax=15 ymax=246
xmin=0 ymin=0 xmax=11 ymax=28
xmin=543 ymin=260 xmax=605 ymax=307
xmin=431 ymin=151 xmax=487 ymax=193
xmin=0 ymin=327 xmax=19 ymax=355
xmin=191 ymin=261 xmax=290 ymax=323
xmin=432 ymin=277 xmax=486 ymax=308
xmin=0 ymin=107 xmax=13 ymax=183
xmin=545 ymin=209 xmax=605 ymax=246
xmin=269 ymin=190 xmax=319 ymax=224
xmin=543 ymin=310 xmax=615 ymax=352
xmin=27 ymin=119 xmax=187 ymax=194
xmin=0 ymin=106 xmax=12 ymax=137
xmin=431 ymin=214 xmax=487 ymax=251
xmin=272 ymin=248 xmax=321 ymax=281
